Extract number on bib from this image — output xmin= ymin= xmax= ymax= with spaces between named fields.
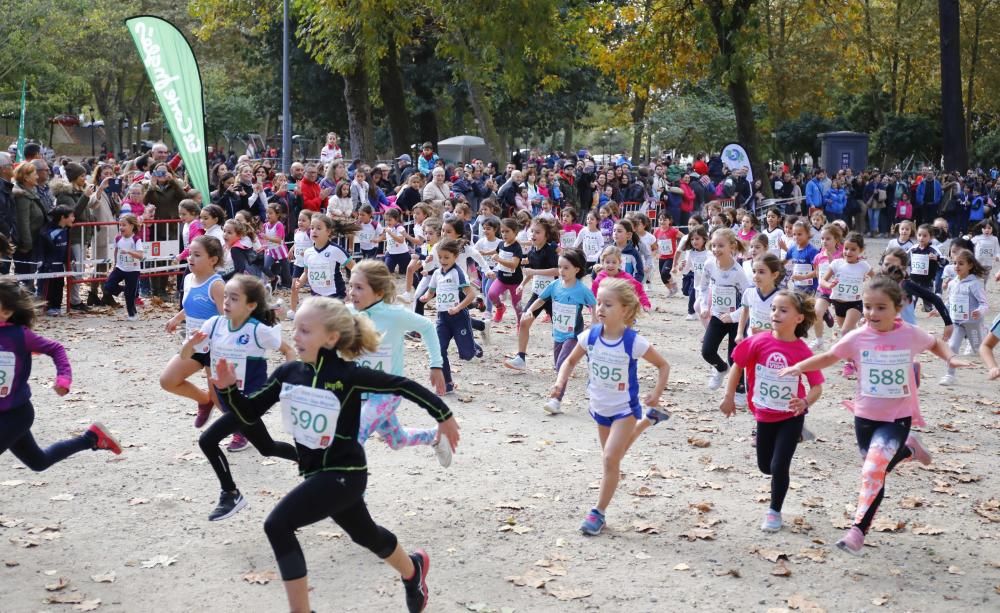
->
xmin=551 ymin=302 xmax=577 ymax=335
xmin=280 ymin=384 xmax=341 ymax=450
xmin=211 ymin=347 xmax=247 ymax=390
xmin=532 ymin=275 xmax=554 ymax=296
xmin=859 ymin=349 xmax=911 ymax=398
xmin=752 ymin=364 xmax=797 ymax=411
xmin=358 ymin=344 xmax=394 ymax=373
xmin=949 ymin=292 xmax=970 ymax=322
xmin=792 ymin=263 xmax=813 ymax=286
xmin=831 ymin=275 xmax=862 ymax=301
xmin=657 ymin=239 xmax=673 ymax=256
xmin=910 ymin=253 xmax=929 ymax=276
xmin=0 ymin=351 xmax=15 ymax=398
xmin=711 ymin=286 xmax=737 ymax=316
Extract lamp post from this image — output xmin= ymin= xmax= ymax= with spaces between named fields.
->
xmin=281 ymin=0 xmax=292 ymax=173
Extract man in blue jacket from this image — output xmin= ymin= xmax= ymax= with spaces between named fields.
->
xmin=805 ymin=169 xmax=826 ymax=213
xmin=914 ymin=170 xmax=941 ymax=226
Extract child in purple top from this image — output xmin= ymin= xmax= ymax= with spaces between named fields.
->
xmin=0 ymin=280 xmax=121 ymax=469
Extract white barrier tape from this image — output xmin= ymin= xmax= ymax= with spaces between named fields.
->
xmin=7 ymin=263 xmax=188 ymax=282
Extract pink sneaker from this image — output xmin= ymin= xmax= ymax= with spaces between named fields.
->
xmin=842 ymin=361 xmax=857 ymax=379
xmin=194 ymin=401 xmax=214 ymax=428
xmin=906 ymin=434 xmax=932 ymax=465
xmin=836 ymin=526 xmax=865 ymax=555
xmin=493 ymin=302 xmax=506 ymax=323
xmin=226 ymin=433 xmax=249 ymax=452
xmin=87 ymin=423 xmax=122 ymax=455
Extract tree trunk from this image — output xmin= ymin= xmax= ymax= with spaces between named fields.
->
xmin=378 ymin=38 xmax=411 ymax=156
xmin=938 ymin=0 xmax=968 ymax=171
xmin=342 ymin=64 xmax=376 ymax=162
xmin=464 ymin=77 xmax=506 ymax=164
xmin=411 ymin=41 xmax=439 ymax=146
xmin=630 ymin=87 xmax=648 ymax=163
xmin=562 ymin=119 xmax=574 ymax=153
xmin=964 ymin=1 xmax=986 ymax=151
xmin=704 ymin=0 xmax=772 ymax=196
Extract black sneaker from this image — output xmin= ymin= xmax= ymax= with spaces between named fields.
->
xmin=402 ymin=549 xmax=429 ymax=612
xmin=823 ymin=310 xmax=834 ymax=328
xmin=86 ymin=292 xmax=101 ymax=306
xmin=208 ymin=489 xmax=247 ymax=521
xmin=70 ymin=303 xmax=89 ymax=312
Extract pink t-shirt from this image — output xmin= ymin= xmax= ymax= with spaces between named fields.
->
xmin=731 ymin=332 xmax=824 ymax=423
xmin=829 ymin=321 xmax=934 ymax=426
xmin=812 ymin=246 xmax=844 ymax=296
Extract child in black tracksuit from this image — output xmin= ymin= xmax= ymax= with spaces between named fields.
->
xmin=39 ymin=205 xmax=75 ymax=315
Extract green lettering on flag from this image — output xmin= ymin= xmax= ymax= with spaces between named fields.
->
xmin=15 ymin=79 xmax=26 ymax=163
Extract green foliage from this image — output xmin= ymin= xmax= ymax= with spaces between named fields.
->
xmin=650 ymin=87 xmax=737 ymax=153
xmin=873 ymin=113 xmax=941 ymax=164
xmin=972 ymin=129 xmax=1000 ymax=166
xmin=775 ymin=113 xmax=847 ymax=159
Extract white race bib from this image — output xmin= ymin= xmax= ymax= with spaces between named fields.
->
xmin=532 ymin=275 xmax=555 ymax=296
xmin=583 ymin=236 xmax=604 ymax=259
xmin=749 ymin=306 xmax=772 ymax=331
xmin=358 ymin=344 xmax=394 ymax=373
xmin=949 ymin=291 xmax=970 ymax=322
xmin=711 ymin=285 xmax=737 ymax=316
xmin=976 ymin=245 xmax=995 ymax=264
xmin=435 ymin=280 xmax=461 ymax=311
xmin=280 ymin=383 xmax=341 ymax=450
xmin=0 ymin=351 xmax=15 ymax=398
xmin=117 ymin=252 xmax=136 ymax=270
xmin=860 ymin=349 xmax=911 ymax=398
xmin=551 ymin=301 xmax=577 ymax=335
xmin=818 ymin=262 xmax=831 ymax=284
xmin=185 ymin=317 xmax=206 ymax=341
xmin=588 ymin=347 xmax=629 ymax=392
xmin=211 ymin=346 xmax=248 ymax=391
xmin=496 ymin=249 xmax=514 ymax=273
xmin=560 ymin=231 xmax=577 ymax=248
xmin=792 ymin=263 xmax=813 ymax=287
xmin=910 ymin=253 xmax=930 ymax=276
xmin=657 ymin=239 xmax=674 ymax=257
xmin=752 ymin=364 xmax=797 ymax=411
xmin=358 ymin=228 xmax=377 ymax=244
xmin=831 ymin=274 xmax=862 ymax=302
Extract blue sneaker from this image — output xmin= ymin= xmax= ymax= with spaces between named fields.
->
xmin=645 ymin=407 xmax=670 ymax=425
xmin=580 ymin=508 xmax=606 ymax=536
xmin=760 ymin=509 xmax=782 ymax=532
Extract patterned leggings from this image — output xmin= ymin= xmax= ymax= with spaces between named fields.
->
xmin=357 ymin=393 xmax=437 ymax=448
xmin=852 ymin=416 xmax=913 ymax=533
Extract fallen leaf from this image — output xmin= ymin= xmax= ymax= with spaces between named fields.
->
xmin=899 ymin=496 xmax=926 ymax=509
xmin=947 ymin=565 xmax=965 ymax=575
xmin=787 ymin=593 xmax=825 ymax=612
xmin=871 ymin=595 xmax=890 ymax=606
xmin=49 ymin=493 xmax=75 ymax=502
xmin=90 ymin=572 xmax=115 ymax=583
xmin=44 ymin=592 xmax=84 ymax=605
xmin=1 ymin=480 xmax=25 ymax=487
xmin=974 ymin=499 xmax=1000 ymax=522
xmin=911 ymin=524 xmax=945 ymax=535
xmin=128 ymin=498 xmax=149 ymax=506
xmin=634 ymin=522 xmax=661 ymax=534
xmin=801 ymin=497 xmax=824 ymax=508
xmin=713 ymin=567 xmax=741 ymax=578
xmin=74 ymin=599 xmax=101 ymax=612
xmin=673 ymin=563 xmax=690 ymax=570
xmin=679 ymin=528 xmax=716 ymax=541
xmin=4 ymin=560 xmax=18 ymax=567
xmin=242 ymin=570 xmax=278 ymax=584
xmin=687 ymin=437 xmax=711 ymax=448
xmin=771 ymin=561 xmax=792 ymax=577
xmin=689 ymin=502 xmax=714 ymax=513
xmin=797 ymin=548 xmax=827 ymax=563
xmin=141 ymin=554 xmax=177 ymax=568
xmin=751 ymin=546 xmax=788 ymax=563
xmin=870 ymin=518 xmax=905 ymax=533
xmin=545 ymin=583 xmax=592 ymax=601
xmin=506 ymin=570 xmax=551 ymax=588
xmin=45 ymin=577 xmax=70 ymax=591
xmin=631 ymin=486 xmax=656 ymax=497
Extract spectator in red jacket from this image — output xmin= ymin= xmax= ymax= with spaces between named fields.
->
xmin=295 ymin=163 xmax=329 ymax=212
xmin=693 ymin=152 xmax=709 ymax=177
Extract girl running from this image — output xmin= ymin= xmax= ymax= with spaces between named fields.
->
xmin=880 ymin=250 xmax=952 ymax=334
xmin=549 ymin=278 xmax=670 ymax=535
xmin=676 ymin=225 xmax=710 ymax=321
xmin=559 ymin=208 xmax=583 ymax=251
xmin=0 ymin=279 xmax=121 ymax=470
xmin=820 ymin=232 xmax=872 ymax=377
xmin=653 ymin=211 xmax=680 ymax=296
xmin=591 ymin=246 xmax=651 ymax=311
xmin=699 ymin=228 xmax=751 ymax=391
xmin=488 ymin=218 xmax=523 ymax=324
xmin=737 ymin=212 xmax=758 ymax=244
xmin=886 ymin=220 xmax=915 ymax=253
xmin=810 ymin=223 xmax=843 ymax=350
xmin=212 ymin=297 xmax=460 ymax=613
xmin=288 ymin=210 xmax=314 ymax=320
xmin=439 ymin=218 xmax=492 ymax=345
xmin=161 ymin=236 xmax=226 ymax=427
xmin=785 ymin=220 xmax=820 ymax=294
xmin=505 ymin=218 xmax=561 ymax=372
xmin=348 ymin=260 xmax=452 ymax=467
xmin=474 ymin=218 xmax=501 ymax=319
xmin=907 ymin=224 xmax=942 ymax=312
xmin=737 ymin=253 xmax=783 ymax=340
xmin=779 ymin=275 xmax=969 ymax=554
xmin=574 ymin=210 xmax=605 ymax=277
xmin=970 ymin=220 xmax=1000 ymax=284
xmin=104 ymin=214 xmax=144 ymax=321
xmin=762 ymin=209 xmax=785 ymax=257
xmin=939 ymin=249 xmax=988 ymax=387
xmin=629 ymin=214 xmax=656 ymax=285
xmin=298 ymin=214 xmax=357 ymax=303
xmin=183 ymin=274 xmax=297 ymax=519
xmin=721 ymin=290 xmax=824 ymax=532
xmin=262 ymin=203 xmax=292 ymax=291
xmin=612 ymin=219 xmax=644 ymax=282
xmin=808 ymin=210 xmax=826 ymax=250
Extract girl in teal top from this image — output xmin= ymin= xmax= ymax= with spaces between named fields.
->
xmin=348 ymin=260 xmax=453 ymax=467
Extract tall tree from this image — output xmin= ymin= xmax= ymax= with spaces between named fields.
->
xmin=938 ymin=0 xmax=968 ymax=170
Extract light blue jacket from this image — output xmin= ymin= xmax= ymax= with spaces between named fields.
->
xmin=354 ymin=301 xmax=443 ymax=375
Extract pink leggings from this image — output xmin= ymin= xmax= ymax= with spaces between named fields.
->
xmin=357 ymin=394 xmax=437 ymax=448
xmin=487 ymin=279 xmax=523 ymax=317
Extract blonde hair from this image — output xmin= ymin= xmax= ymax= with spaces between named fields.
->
xmin=299 ymin=297 xmax=381 ymax=359
xmin=592 ymin=245 xmax=623 ymax=274
xmin=353 ymin=260 xmax=397 ymax=304
xmin=710 ymin=227 xmax=747 ymax=255
xmin=596 ymin=277 xmax=641 ymax=326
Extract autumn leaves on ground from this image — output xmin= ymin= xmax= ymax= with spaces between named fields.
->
xmin=2 ymin=254 xmax=1000 ymax=612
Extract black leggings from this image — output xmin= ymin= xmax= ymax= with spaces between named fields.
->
xmin=702 ymin=316 xmax=738 ymax=372
xmin=853 ymin=416 xmax=912 ymax=533
xmin=0 ymin=402 xmax=95 ymax=471
xmin=658 ymin=259 xmax=673 ymax=284
xmin=264 ymin=471 xmax=397 ymax=580
xmin=199 ymin=410 xmax=298 ymax=492
xmin=756 ymin=415 xmax=804 ymax=512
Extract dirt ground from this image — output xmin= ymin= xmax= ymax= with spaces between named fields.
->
xmin=2 ymin=238 xmax=999 ymax=612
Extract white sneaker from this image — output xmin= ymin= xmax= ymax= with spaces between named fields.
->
xmin=544 ymin=398 xmax=563 ymax=414
xmin=433 ymin=433 xmax=453 ymax=468
xmin=809 ymin=337 xmax=825 ymax=351
xmin=961 ymin=343 xmax=975 ymax=356
xmin=126 ymin=315 xmax=138 ymax=322
xmin=399 ymin=291 xmax=413 ymax=304
xmin=708 ymin=367 xmax=728 ymax=391
xmin=286 ymin=309 xmax=295 ymax=321
xmin=733 ymin=392 xmax=747 ymax=408
xmin=938 ymin=374 xmax=956 ymax=386
xmin=667 ymin=286 xmax=678 ymax=298
xmin=761 ymin=510 xmax=782 ymax=532
xmin=481 ymin=319 xmax=492 ymax=346
xmin=505 ymin=355 xmax=526 ymax=371
xmin=685 ymin=313 xmax=697 ymax=321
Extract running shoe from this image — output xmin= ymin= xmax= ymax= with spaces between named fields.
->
xmin=286 ymin=309 xmax=295 ymax=321
xmin=809 ymin=337 xmax=825 ymax=351
xmin=938 ymin=374 xmax=956 ymax=387
xmin=492 ymin=302 xmax=506 ymax=323
xmin=580 ymin=508 xmax=606 ymax=536
xmin=667 ymin=286 xmax=678 ymax=298
xmin=707 ymin=366 xmax=728 ymax=391
xmin=835 ymin=526 xmax=865 ymax=555
xmin=481 ymin=319 xmax=492 ymax=345
xmin=103 ymin=294 xmax=119 ymax=307
xmin=403 ymin=549 xmax=430 ymax=613
xmin=46 ymin=308 xmax=62 ymax=317
xmin=504 ymin=355 xmax=526 ymax=371
xmin=126 ymin=315 xmax=138 ymax=322
xmin=433 ymin=434 xmax=453 ymax=468
xmin=906 ymin=434 xmax=932 ymax=466
xmin=399 ymin=291 xmax=413 ymax=304
xmin=733 ymin=392 xmax=747 ymax=408
xmin=208 ymin=489 xmax=247 ymax=521
xmin=474 ymin=344 xmax=483 ymax=359
xmin=645 ymin=407 xmax=670 ymax=425
xmin=87 ymin=423 xmax=122 ymax=455
xmin=961 ymin=342 xmax=975 ymax=356
xmin=70 ymin=303 xmax=89 ymax=312
xmin=761 ymin=509 xmax=782 ymax=532
xmin=194 ymin=401 xmax=214 ymax=428
xmin=823 ymin=311 xmax=834 ymax=328
xmin=544 ymin=398 xmax=563 ymax=415
xmin=226 ymin=433 xmax=249 ymax=452
xmin=685 ymin=313 xmax=697 ymax=321
xmin=473 ymin=296 xmax=486 ymax=312
xmin=842 ymin=361 xmax=857 ymax=379
xmin=135 ymin=297 xmax=145 ymax=307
